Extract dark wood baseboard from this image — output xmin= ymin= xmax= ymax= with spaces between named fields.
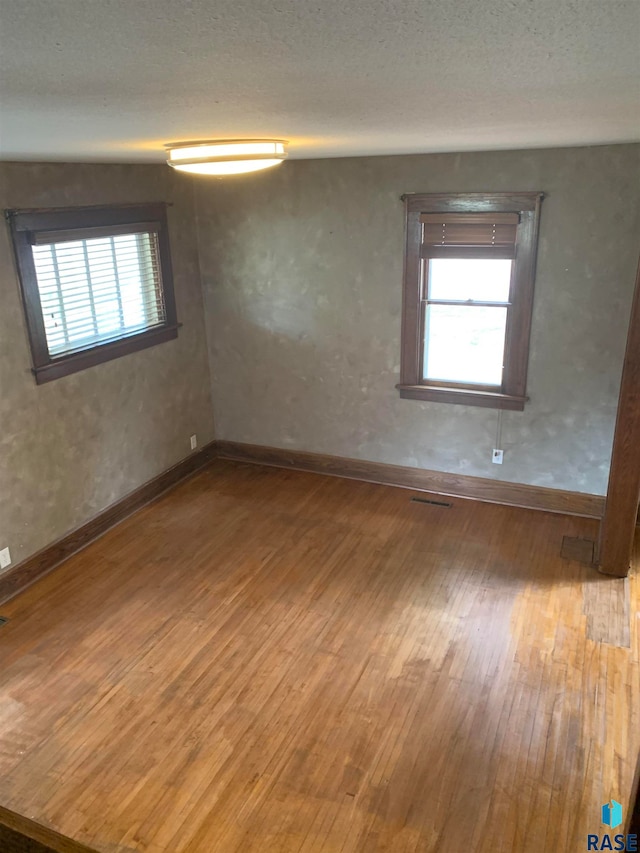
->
xmin=0 ymin=442 xmax=217 ymax=606
xmin=216 ymin=440 xmax=605 ymax=520
xmin=0 ymin=438 xmax=606 ymax=607
xmin=0 ymin=804 xmax=96 ymax=853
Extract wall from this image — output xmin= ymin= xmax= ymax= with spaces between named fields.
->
xmin=0 ymin=163 xmax=215 ymax=567
xmin=196 ymin=143 xmax=640 ymax=495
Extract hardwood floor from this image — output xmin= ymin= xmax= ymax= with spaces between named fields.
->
xmin=0 ymin=459 xmax=637 ymax=852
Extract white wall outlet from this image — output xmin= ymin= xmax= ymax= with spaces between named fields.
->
xmin=492 ymin=449 xmax=504 ymax=464
xmin=190 ymin=434 xmax=197 ymax=451
xmin=0 ymin=547 xmax=11 ymax=571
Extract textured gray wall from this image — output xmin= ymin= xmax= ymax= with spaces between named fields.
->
xmin=196 ymin=144 xmax=640 ymax=495
xmin=0 ymin=163 xmax=215 ymax=566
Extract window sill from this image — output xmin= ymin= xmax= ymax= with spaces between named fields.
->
xmin=33 ymin=324 xmax=179 ymax=384
xmin=396 ymin=384 xmax=528 ymax=411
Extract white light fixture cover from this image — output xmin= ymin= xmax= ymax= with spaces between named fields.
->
xmin=166 ymin=139 xmax=287 ymax=176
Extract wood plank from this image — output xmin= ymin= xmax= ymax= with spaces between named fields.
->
xmin=0 ymin=441 xmax=217 ymax=605
xmin=2 ymin=439 xmax=609 ymax=612
xmin=217 ymin=440 xmax=604 ymax=518
xmin=0 ymin=459 xmax=637 ymax=853
xmin=582 ymin=575 xmax=631 ymax=648
xmin=597 ymin=256 xmax=640 ymax=577
xmin=0 ymin=804 xmax=97 ymax=853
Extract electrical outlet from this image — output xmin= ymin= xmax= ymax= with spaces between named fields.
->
xmin=492 ymin=449 xmax=504 ymax=465
xmin=0 ymin=547 xmax=11 ymax=571
xmin=190 ymin=434 xmax=197 ymax=451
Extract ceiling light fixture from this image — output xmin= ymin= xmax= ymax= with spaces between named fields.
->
xmin=165 ymin=139 xmax=288 ymax=176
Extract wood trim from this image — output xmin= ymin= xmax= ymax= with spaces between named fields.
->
xmin=403 ymin=192 xmax=543 ymax=213
xmin=33 ymin=324 xmax=179 ymax=385
xmin=0 ymin=437 xmax=607 ymax=609
xmin=400 ymin=191 xmax=543 ymax=410
xmin=216 ymin=441 xmax=604 ymax=519
xmin=0 ymin=442 xmax=217 ymax=606
xmin=628 ymin=747 xmax=640 ymax=836
xmin=397 ymin=383 xmax=527 ymax=410
xmin=0 ymin=804 xmax=96 ymax=853
xmin=501 ymin=198 xmax=542 ymax=400
xmin=8 ymin=202 xmax=169 ymax=233
xmin=597 ymin=255 xmax=640 ymax=577
xmin=399 ymin=195 xmax=423 ymax=388
xmin=6 ymin=202 xmax=179 ymax=384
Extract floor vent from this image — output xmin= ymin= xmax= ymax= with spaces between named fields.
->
xmin=0 ymin=617 xmax=9 ymax=627
xmin=411 ymin=497 xmax=452 ymax=508
xmin=560 ymin=536 xmax=595 ymax=565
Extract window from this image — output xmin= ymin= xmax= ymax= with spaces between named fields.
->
xmin=8 ymin=203 xmax=178 ymax=383
xmin=398 ymin=192 xmax=543 ymax=410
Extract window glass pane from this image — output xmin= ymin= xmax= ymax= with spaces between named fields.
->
xmin=423 ymin=304 xmax=507 ymax=386
xmin=32 ymin=231 xmax=164 ymax=358
xmin=428 ymin=258 xmax=512 ymax=302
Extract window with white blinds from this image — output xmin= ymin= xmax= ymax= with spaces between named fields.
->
xmin=32 ymin=230 xmax=165 ymax=357
xmin=419 ymin=212 xmax=520 ymax=388
xmin=9 ymin=203 xmax=178 ymax=384
xmin=399 ymin=192 xmax=543 ymax=410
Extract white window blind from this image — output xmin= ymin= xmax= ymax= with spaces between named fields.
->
xmin=31 ymin=230 xmax=166 ymax=358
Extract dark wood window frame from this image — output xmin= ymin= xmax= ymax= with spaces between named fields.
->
xmin=7 ymin=202 xmax=179 ymax=384
xmin=398 ymin=192 xmax=543 ymax=411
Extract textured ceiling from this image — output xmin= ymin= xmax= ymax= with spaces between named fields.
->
xmin=0 ymin=0 xmax=638 ymax=162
